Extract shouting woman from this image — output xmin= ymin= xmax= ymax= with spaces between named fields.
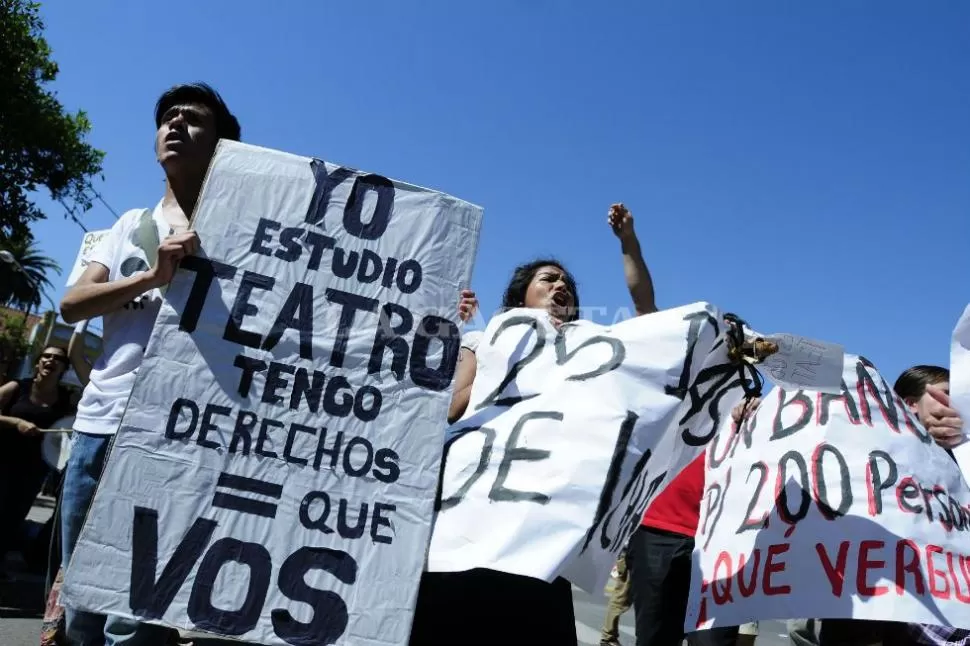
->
xmin=0 ymin=346 xmax=74 ymax=569
xmin=410 ymin=204 xmax=657 ymax=646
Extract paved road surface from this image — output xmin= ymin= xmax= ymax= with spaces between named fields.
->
xmin=571 ymin=585 xmax=790 ymax=646
xmin=1 ymin=498 xmax=54 ymax=646
xmin=3 ymin=499 xmax=791 ymax=646
xmin=571 ymin=585 xmax=636 ymax=645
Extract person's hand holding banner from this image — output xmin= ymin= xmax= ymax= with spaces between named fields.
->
xmin=923 ymin=385 xmax=964 ymax=449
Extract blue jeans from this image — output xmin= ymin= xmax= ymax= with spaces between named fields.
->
xmin=61 ymin=431 xmax=176 ymax=646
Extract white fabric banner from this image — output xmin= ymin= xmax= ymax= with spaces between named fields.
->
xmin=61 ymin=141 xmax=483 ymax=646
xmin=429 ymin=303 xmax=752 ymax=591
xmin=950 ymin=304 xmax=970 ymax=482
xmin=688 ymin=355 xmax=970 ymax=631
xmin=66 ymin=228 xmax=112 ymax=287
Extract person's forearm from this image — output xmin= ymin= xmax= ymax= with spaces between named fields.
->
xmin=61 ymin=273 xmax=156 ymax=323
xmin=0 ymin=415 xmax=25 ymax=432
xmin=447 ymin=350 xmax=477 ymax=423
xmin=448 ymin=385 xmax=473 ymax=424
xmin=619 ymin=236 xmax=657 ymax=315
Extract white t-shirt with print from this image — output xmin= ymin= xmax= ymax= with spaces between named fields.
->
xmin=74 ymin=202 xmax=169 ymax=436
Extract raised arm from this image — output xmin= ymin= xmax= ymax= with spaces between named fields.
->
xmin=448 ymin=290 xmax=480 ymax=424
xmin=608 ymin=203 xmax=657 ymax=316
xmin=448 ymin=348 xmax=477 ymax=424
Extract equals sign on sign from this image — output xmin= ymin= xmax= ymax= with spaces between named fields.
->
xmin=212 ymin=472 xmax=284 ymax=519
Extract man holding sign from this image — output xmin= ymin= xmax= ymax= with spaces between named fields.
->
xmin=59 ymin=82 xmax=241 ymax=646
xmin=60 ymin=76 xmax=483 ymax=645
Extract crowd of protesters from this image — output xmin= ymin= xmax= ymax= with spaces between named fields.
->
xmin=0 ymin=81 xmax=963 ymax=646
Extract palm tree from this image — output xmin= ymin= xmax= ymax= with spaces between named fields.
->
xmin=0 ymin=236 xmax=60 ymax=313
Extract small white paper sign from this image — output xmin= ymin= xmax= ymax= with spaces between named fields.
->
xmin=757 ymin=332 xmax=844 ymax=394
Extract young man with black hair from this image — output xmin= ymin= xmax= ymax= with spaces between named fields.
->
xmin=59 ymin=82 xmax=240 ymax=646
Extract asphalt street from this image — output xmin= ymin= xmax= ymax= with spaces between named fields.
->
xmin=2 ymin=499 xmax=791 ymax=646
xmin=570 ymin=585 xmax=790 ymax=646
xmin=1 ymin=498 xmax=54 ymax=646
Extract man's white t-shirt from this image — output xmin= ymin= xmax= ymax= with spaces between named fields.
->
xmin=74 ymin=202 xmax=169 ymax=436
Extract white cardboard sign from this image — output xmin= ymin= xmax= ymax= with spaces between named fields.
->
xmin=61 ymin=141 xmax=483 ymax=646
xmin=688 ymin=355 xmax=970 ymax=631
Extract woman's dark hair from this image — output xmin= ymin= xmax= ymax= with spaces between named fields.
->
xmin=500 ymin=258 xmax=580 ymax=321
xmin=155 ymin=82 xmax=241 ymax=141
xmin=893 ymin=365 xmax=949 ymax=401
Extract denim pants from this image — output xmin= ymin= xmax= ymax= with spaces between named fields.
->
xmin=61 ymin=431 xmax=176 ymax=646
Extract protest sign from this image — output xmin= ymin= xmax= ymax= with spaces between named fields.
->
xmin=66 ymin=229 xmax=111 ymax=287
xmin=688 ymin=355 xmax=970 ymax=631
xmin=430 ymin=303 xmax=754 ymax=591
xmin=950 ymin=304 xmax=970 ymax=483
xmin=755 ymin=332 xmax=844 ymax=394
xmin=61 ymin=141 xmax=483 ymax=646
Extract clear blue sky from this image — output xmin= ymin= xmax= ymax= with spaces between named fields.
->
xmin=28 ymin=0 xmax=970 ymax=383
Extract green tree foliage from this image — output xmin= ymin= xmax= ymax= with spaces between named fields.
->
xmin=0 ymin=308 xmax=32 ymax=377
xmin=0 ymin=0 xmax=105 ymax=245
xmin=0 ymin=235 xmax=59 ymax=310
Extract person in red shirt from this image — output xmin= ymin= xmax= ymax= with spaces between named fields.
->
xmin=625 ymin=428 xmax=745 ymax=645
